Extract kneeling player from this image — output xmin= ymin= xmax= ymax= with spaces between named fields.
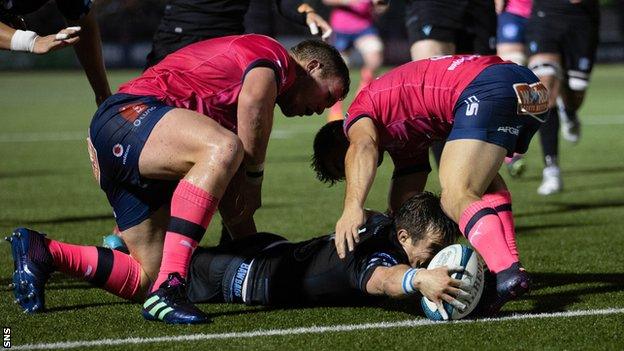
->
xmin=187 ymin=192 xmax=471 ymax=314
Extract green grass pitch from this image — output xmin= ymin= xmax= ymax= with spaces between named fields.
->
xmin=1 ymin=65 xmax=623 ymax=350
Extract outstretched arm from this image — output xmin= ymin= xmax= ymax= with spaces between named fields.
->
xmin=366 ymin=265 xmax=472 ymax=319
xmin=66 ymin=10 xmax=111 ymax=106
xmin=275 ymin=1 xmax=332 ymax=40
xmin=1 ymin=21 xmax=80 ymax=52
xmin=335 ymin=117 xmax=379 ymax=258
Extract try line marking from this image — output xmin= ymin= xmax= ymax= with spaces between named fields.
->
xmin=12 ymin=307 xmax=624 ymax=350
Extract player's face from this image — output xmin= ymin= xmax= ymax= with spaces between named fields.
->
xmin=399 ymin=233 xmax=440 ymax=268
xmin=278 ymin=63 xmax=346 ymax=117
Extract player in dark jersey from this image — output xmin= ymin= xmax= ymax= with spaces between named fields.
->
xmin=404 ymin=0 xmax=497 ymax=166
xmin=312 ymin=55 xmax=548 ymax=315
xmin=145 ymin=0 xmax=332 ymax=68
xmin=525 ymin=0 xmax=600 ymax=195
xmin=188 ymin=192 xmax=472 ymax=315
xmin=0 ymin=0 xmax=110 ymax=105
xmin=8 ymin=36 xmax=349 ymax=325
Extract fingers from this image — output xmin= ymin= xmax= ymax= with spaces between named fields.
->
xmin=55 ymin=26 xmax=81 ymax=41
xmin=436 ymin=301 xmax=449 ymax=321
xmin=321 ymin=27 xmax=332 ymax=41
xmin=308 ymin=22 xmax=319 ymax=36
xmin=442 ymin=293 xmax=467 ymax=312
xmin=334 ymin=231 xmax=346 ymax=259
xmin=447 ymin=287 xmax=472 ymax=301
xmin=446 ymin=265 xmax=468 ymax=276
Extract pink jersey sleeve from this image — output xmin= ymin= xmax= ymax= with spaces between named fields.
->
xmin=344 ymin=88 xmax=376 ymax=136
xmin=505 ymin=0 xmax=532 ymax=19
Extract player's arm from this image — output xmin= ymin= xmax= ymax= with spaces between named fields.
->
xmin=230 ymin=67 xmax=278 ymax=227
xmin=276 ymin=1 xmax=332 ymax=40
xmin=365 ymin=265 xmax=471 ymax=309
xmin=1 ymin=21 xmax=80 ymax=52
xmin=335 ymin=117 xmax=379 ymax=259
xmin=387 ymin=171 xmax=428 ymax=215
xmin=66 ymin=10 xmax=111 ymax=106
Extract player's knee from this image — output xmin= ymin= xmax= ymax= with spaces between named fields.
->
xmin=529 ymin=60 xmax=563 ymax=81
xmin=213 ymin=134 xmax=244 ymax=170
xmin=499 ymin=51 xmax=527 ymax=66
xmin=567 ymin=70 xmax=590 ymax=92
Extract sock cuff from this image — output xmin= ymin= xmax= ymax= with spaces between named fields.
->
xmin=482 ymin=190 xmax=512 ymax=211
xmin=174 ymin=180 xmax=219 ymax=209
xmin=459 ymin=200 xmax=498 ymax=236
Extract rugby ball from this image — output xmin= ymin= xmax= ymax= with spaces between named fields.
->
xmin=421 ymin=244 xmax=484 ymax=321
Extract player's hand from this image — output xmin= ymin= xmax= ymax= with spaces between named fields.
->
xmin=414 ymin=266 xmax=473 ymax=320
xmin=306 ymin=12 xmax=333 ymax=41
xmin=334 ymin=206 xmax=366 ymax=259
xmin=32 ymin=26 xmax=81 ymax=54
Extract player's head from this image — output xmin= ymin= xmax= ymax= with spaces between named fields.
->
xmin=311 ymin=120 xmax=349 ymax=185
xmin=278 ymin=40 xmax=350 ymax=117
xmin=393 ymin=192 xmax=460 ymax=267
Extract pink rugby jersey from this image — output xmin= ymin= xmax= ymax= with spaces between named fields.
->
xmin=505 ymin=0 xmax=532 ymax=19
xmin=344 ymin=55 xmax=505 ymax=169
xmin=330 ymin=1 xmax=374 ymax=33
xmin=118 ymin=34 xmax=297 ymax=133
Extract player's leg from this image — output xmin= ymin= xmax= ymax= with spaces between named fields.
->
xmin=354 ymin=30 xmax=383 ymax=91
xmin=405 ymin=0 xmax=457 ymax=60
xmin=328 ymin=32 xmax=353 ymax=122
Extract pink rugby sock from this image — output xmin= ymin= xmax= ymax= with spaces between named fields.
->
xmin=46 ymin=240 xmax=141 ymax=300
xmin=459 ymin=200 xmax=517 ymax=273
xmin=152 ymin=180 xmax=219 ymax=291
xmin=483 ymin=190 xmax=519 ymax=260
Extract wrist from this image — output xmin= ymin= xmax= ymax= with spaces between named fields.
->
xmin=401 ymin=268 xmax=422 ymax=295
xmin=10 ymin=30 xmax=38 ymax=52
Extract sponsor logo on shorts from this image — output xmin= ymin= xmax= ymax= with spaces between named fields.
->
xmin=497 ymin=126 xmax=521 ymax=136
xmin=464 ymin=96 xmax=480 ymax=116
xmin=119 ymin=102 xmax=157 ymax=127
xmin=122 ymin=144 xmax=131 ymax=165
xmin=112 ymin=144 xmax=124 ymax=157
xmin=513 ymin=82 xmax=549 ymax=118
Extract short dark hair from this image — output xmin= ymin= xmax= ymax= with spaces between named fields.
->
xmin=290 ymin=40 xmax=350 ymax=100
xmin=394 ymin=192 xmax=459 ymax=251
xmin=311 ymin=120 xmax=348 ymax=185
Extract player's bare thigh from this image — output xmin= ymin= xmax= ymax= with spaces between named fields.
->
xmin=354 ymin=34 xmax=384 ymax=69
xmin=138 ymin=107 xmax=243 ymax=188
xmin=118 ymin=206 xmax=170 ymax=299
xmin=438 ymin=139 xmax=507 ymax=221
xmin=528 ymin=53 xmax=562 ymax=107
xmin=410 ymin=39 xmax=455 ymax=60
xmin=497 ymin=43 xmax=526 ymax=65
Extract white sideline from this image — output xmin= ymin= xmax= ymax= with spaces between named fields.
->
xmin=1 ymin=115 xmax=624 ymax=143
xmin=12 ymin=307 xmax=624 ymax=350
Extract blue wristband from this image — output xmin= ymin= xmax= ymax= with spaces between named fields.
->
xmin=401 ymin=268 xmax=420 ymax=294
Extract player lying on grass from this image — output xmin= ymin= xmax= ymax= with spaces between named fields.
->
xmin=7 ymin=34 xmax=349 ymax=325
xmin=186 ymin=192 xmax=471 ymax=315
xmin=312 ymin=55 xmax=549 ymax=315
xmin=7 ymin=193 xmax=472 ymax=318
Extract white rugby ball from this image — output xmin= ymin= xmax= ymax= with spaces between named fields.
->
xmin=421 ymin=244 xmax=484 ymax=321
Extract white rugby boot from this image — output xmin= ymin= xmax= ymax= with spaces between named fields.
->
xmin=537 ymin=165 xmax=563 ymax=195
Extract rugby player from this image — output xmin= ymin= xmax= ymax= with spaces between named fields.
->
xmin=145 ymin=1 xmax=332 ymax=68
xmin=187 ymin=192 xmax=471 ymax=318
xmin=322 ymin=0 xmax=387 ymax=121
xmin=0 ymin=0 xmax=110 ymax=105
xmin=495 ymin=0 xmax=532 ymax=177
xmin=525 ymin=0 xmax=600 ymax=195
xmin=404 ymin=0 xmax=498 ymax=166
xmin=312 ymin=55 xmax=549 ymax=314
xmin=8 ymin=35 xmax=349 ymax=324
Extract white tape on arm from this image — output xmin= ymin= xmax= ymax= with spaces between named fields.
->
xmin=10 ymin=30 xmax=38 ymax=52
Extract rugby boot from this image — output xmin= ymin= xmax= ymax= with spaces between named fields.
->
xmin=486 ymin=262 xmax=531 ymax=315
xmin=557 ymin=97 xmax=581 ymax=144
xmin=505 ymin=154 xmax=526 ymax=178
xmin=537 ymin=165 xmax=563 ymax=195
xmin=6 ymin=228 xmax=54 ymax=313
xmin=142 ymin=272 xmax=211 ymax=324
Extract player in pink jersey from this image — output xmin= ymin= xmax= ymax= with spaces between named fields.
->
xmin=322 ymin=0 xmax=388 ymax=121
xmin=8 ymin=35 xmax=349 ymax=324
xmin=312 ymin=55 xmax=549 ymax=314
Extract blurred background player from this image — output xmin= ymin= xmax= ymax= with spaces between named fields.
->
xmin=404 ymin=0 xmax=497 ymax=166
xmin=145 ymin=0 xmax=333 ymax=68
xmin=0 ymin=0 xmax=110 ymax=105
xmin=526 ymin=0 xmax=600 ymax=195
xmin=495 ymin=0 xmax=533 ymax=178
xmin=8 ymin=36 xmax=349 ymax=324
xmin=323 ymin=0 xmax=388 ymax=121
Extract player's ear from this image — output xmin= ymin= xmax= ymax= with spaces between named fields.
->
xmin=306 ymin=59 xmax=323 ymax=74
xmin=397 ymin=228 xmax=410 ymax=244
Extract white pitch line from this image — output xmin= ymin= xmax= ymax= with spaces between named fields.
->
xmin=12 ymin=307 xmax=624 ymax=350
xmin=0 ymin=115 xmax=623 ymax=143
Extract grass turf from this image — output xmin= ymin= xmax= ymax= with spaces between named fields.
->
xmin=1 ymin=66 xmax=623 ymax=350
